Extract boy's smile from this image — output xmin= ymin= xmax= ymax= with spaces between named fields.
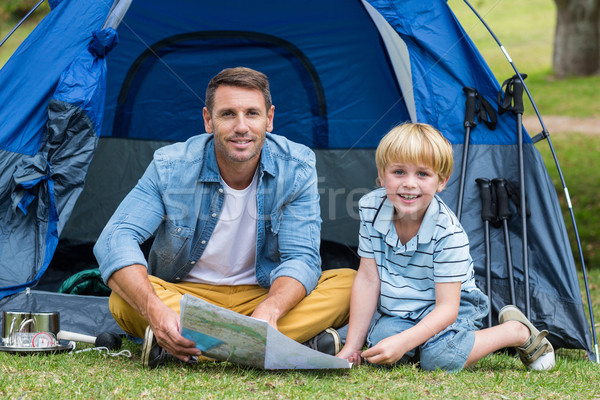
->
xmin=379 ymin=162 xmax=449 ymax=225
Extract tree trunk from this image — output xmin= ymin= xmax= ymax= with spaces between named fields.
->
xmin=553 ymin=0 xmax=600 ymax=77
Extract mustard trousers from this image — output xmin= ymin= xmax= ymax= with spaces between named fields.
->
xmin=109 ymin=268 xmax=356 ymax=343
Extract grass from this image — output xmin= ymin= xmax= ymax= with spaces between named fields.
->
xmin=1 ymin=337 xmax=599 ymax=399
xmin=537 ymin=134 xmax=600 ymax=268
xmin=1 ymin=2 xmax=599 ymax=398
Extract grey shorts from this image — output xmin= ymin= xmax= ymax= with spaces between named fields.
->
xmin=367 ymin=289 xmax=489 ymax=372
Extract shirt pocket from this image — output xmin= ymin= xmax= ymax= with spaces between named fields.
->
xmin=264 ymin=217 xmax=280 ymax=262
xmin=152 ymin=220 xmax=193 ymax=267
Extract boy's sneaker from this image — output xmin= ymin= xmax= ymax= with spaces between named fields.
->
xmin=498 ymin=305 xmax=556 ymax=371
xmin=303 ymin=328 xmax=342 ymax=356
xmin=141 ymin=325 xmax=169 ymax=368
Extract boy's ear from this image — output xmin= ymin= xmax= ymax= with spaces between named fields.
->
xmin=437 ymin=176 xmax=450 ymax=192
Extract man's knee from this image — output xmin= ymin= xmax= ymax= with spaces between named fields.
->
xmin=318 ymin=268 xmax=356 ymax=288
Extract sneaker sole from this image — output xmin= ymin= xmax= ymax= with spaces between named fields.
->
xmin=141 ymin=326 xmax=154 ymax=368
xmin=325 ymin=328 xmax=342 ymax=355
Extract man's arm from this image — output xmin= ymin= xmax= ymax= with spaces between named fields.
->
xmin=107 ymin=265 xmax=202 ymax=361
xmin=250 ymin=276 xmax=306 ymax=329
xmin=252 ymin=147 xmax=320 ymax=328
xmin=268 ymin=148 xmax=322 ymax=295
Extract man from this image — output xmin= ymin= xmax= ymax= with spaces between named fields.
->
xmin=94 ymin=67 xmax=356 ymax=368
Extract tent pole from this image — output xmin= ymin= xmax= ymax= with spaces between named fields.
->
xmin=0 ymin=0 xmax=46 ymax=49
xmin=463 ymin=0 xmax=599 ymax=363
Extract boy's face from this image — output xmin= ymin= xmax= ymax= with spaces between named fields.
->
xmin=379 ymin=161 xmax=449 ymax=223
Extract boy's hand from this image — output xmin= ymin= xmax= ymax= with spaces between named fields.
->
xmin=360 ymin=335 xmax=408 ymax=365
xmin=336 ymin=346 xmax=363 ymax=365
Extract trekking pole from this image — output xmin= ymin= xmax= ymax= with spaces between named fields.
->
xmin=0 ymin=0 xmax=46 ymax=49
xmin=456 ymin=88 xmax=478 ymax=221
xmin=500 ymin=74 xmax=530 ymax=318
xmin=492 ymin=178 xmax=517 ymax=306
xmin=476 ymin=178 xmax=495 ymax=328
xmin=464 ymin=0 xmax=599 ymax=362
xmin=457 ymin=88 xmax=497 ymax=221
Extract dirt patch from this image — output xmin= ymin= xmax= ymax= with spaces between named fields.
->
xmin=523 ymin=115 xmax=600 ymax=136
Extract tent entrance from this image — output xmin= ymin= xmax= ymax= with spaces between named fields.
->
xmin=112 ymin=31 xmax=328 ymax=148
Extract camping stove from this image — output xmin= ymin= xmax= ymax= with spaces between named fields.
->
xmin=0 ymin=311 xmax=71 ymax=353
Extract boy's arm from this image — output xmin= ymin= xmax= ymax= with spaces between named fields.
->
xmin=360 ymin=281 xmax=460 ymax=365
xmin=336 ymin=257 xmax=380 ymax=364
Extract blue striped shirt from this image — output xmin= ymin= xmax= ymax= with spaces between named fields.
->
xmin=358 ymin=188 xmax=480 ymax=320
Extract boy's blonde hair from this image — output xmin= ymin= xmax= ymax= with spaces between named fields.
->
xmin=376 ymin=123 xmax=454 ymax=182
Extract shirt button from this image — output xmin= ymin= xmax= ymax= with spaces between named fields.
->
xmin=190 ymin=261 xmax=195 ymax=265
xmin=176 ymin=227 xmax=182 ymax=233
xmin=175 ymin=277 xmax=181 ymax=280
xmin=218 ymin=188 xmax=224 ymax=193
xmin=212 ymin=213 xmax=217 ymax=217
xmin=201 ymin=240 xmax=206 ymax=245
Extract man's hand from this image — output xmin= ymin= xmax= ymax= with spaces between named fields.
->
xmin=146 ymin=299 xmax=202 ymax=362
xmin=250 ymin=276 xmax=305 ymax=330
xmin=107 ymin=265 xmax=202 ymax=361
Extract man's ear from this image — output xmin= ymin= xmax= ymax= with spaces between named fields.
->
xmin=266 ymin=105 xmax=275 ymax=133
xmin=203 ymin=107 xmax=213 ymax=133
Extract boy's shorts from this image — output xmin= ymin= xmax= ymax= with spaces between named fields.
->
xmin=367 ymin=289 xmax=489 ymax=372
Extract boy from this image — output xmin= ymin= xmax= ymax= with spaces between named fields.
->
xmin=336 ymin=123 xmax=555 ymax=371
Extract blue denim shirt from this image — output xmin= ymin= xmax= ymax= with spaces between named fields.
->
xmin=94 ymin=133 xmax=322 ymax=294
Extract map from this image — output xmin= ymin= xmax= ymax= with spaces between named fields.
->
xmin=180 ymin=294 xmax=351 ymax=369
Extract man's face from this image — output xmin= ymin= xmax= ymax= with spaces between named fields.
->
xmin=203 ymin=85 xmax=274 ymax=169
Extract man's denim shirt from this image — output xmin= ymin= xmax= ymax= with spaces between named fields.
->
xmin=94 ymin=133 xmax=322 ymax=294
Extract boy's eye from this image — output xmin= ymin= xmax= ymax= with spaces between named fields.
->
xmin=393 ymin=170 xmax=405 ymax=175
xmin=417 ymin=171 xmax=430 ymax=177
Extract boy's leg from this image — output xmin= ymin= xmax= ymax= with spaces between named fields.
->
xmin=419 ymin=322 xmax=476 ymax=371
xmin=464 ymin=321 xmax=530 ymax=367
xmin=367 ymin=314 xmax=419 ymax=363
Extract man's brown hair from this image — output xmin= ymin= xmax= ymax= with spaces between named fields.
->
xmin=205 ymin=67 xmax=272 ymax=113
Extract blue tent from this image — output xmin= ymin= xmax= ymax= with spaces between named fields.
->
xmin=0 ymin=0 xmax=593 ymax=354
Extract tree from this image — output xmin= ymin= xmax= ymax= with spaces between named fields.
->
xmin=553 ymin=0 xmax=600 ymax=77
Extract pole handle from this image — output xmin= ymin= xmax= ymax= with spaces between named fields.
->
xmin=463 ymin=87 xmax=478 ymax=128
xmin=492 ymin=178 xmax=512 ymax=220
xmin=475 ymin=178 xmax=495 ymax=222
xmin=512 ymin=74 xmax=527 ymax=114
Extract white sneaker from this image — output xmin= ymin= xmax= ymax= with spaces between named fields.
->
xmin=498 ymin=305 xmax=556 ymax=371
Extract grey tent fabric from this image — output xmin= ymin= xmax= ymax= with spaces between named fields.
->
xmin=0 ymin=100 xmax=97 ymax=292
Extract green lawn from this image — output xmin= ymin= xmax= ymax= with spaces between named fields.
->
xmin=1 ymin=334 xmax=599 ymax=399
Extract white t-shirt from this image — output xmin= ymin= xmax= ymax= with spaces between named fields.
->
xmin=184 ymin=172 xmax=259 ymax=285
